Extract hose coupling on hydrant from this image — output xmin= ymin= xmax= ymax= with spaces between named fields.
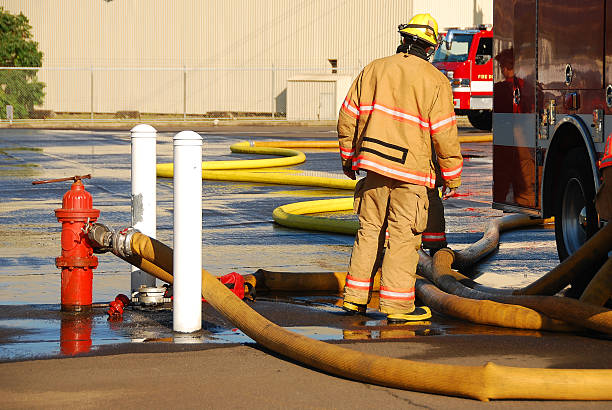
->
xmin=86 ymin=223 xmax=137 ymax=259
xmin=34 ymin=174 xmax=100 ymax=312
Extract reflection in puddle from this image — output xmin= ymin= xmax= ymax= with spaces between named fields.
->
xmin=343 ymin=327 xmax=435 ymax=340
xmin=60 ymin=315 xmax=92 ymax=356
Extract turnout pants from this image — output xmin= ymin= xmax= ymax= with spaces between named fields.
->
xmin=344 ymin=171 xmax=428 ymax=314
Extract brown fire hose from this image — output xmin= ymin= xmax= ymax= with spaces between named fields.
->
xmin=429 ymin=249 xmax=612 ymax=334
xmin=109 ymin=231 xmax=612 ymax=401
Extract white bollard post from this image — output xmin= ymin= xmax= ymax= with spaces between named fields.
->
xmin=130 ymin=124 xmax=158 ymax=293
xmin=173 ymin=131 xmax=203 ymax=333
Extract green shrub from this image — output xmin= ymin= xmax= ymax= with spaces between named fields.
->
xmin=0 ymin=7 xmax=45 ymax=119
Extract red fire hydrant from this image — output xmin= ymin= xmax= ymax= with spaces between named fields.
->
xmin=55 ymin=175 xmax=100 ymax=312
xmin=35 ymin=174 xmax=100 ymax=312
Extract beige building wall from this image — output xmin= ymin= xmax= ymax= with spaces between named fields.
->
xmin=414 ymin=0 xmax=492 ymax=30
xmin=0 ymin=0 xmax=492 ymax=116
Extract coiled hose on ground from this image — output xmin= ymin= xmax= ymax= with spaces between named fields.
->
xmin=427 ymin=247 xmax=612 ymax=334
xmin=156 ymin=136 xmax=492 ymax=188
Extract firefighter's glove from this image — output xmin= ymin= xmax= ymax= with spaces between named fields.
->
xmin=343 ymin=162 xmax=356 ymax=180
xmin=442 ymin=186 xmax=457 ymax=200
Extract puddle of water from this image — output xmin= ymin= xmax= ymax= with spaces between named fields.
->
xmin=210 ymin=325 xmax=345 ymax=344
xmin=0 ymin=314 xmax=353 ymax=361
xmin=0 ymin=305 xmax=447 ymax=363
xmin=0 ymin=316 xmax=138 ymax=361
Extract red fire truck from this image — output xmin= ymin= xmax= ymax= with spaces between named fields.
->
xmin=493 ymin=0 xmax=610 ymax=269
xmin=432 ymin=25 xmax=493 ymax=131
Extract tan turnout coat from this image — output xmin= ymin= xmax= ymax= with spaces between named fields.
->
xmin=338 ymin=52 xmax=463 ymax=189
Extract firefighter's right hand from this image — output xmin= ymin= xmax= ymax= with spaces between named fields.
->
xmin=442 ymin=186 xmax=457 ymax=199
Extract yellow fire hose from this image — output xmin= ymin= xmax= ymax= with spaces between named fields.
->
xmin=452 ymin=214 xmax=554 ymax=272
xmin=414 ymin=277 xmax=573 ymax=332
xmin=272 ymin=197 xmax=357 ymax=234
xmin=428 ymin=249 xmax=612 ymax=334
xmin=514 ymin=223 xmax=612 ymax=296
xmin=154 ymin=137 xmax=612 ymax=334
xmin=156 ymin=137 xmax=491 ymax=187
xmin=137 ymin=137 xmax=612 ymax=399
xmin=448 ymin=222 xmax=612 ymax=300
xmin=257 ymin=210 xmax=612 ymax=333
xmin=246 ymin=268 xmax=360 ymax=293
xmin=580 ymin=256 xmax=612 ymax=306
xmin=272 ymin=199 xmax=612 ymax=303
xmin=417 ymin=249 xmax=575 ymax=332
xmin=157 ymin=141 xmax=306 ymax=175
xmin=199 ymin=170 xmax=355 ymax=190
xmin=120 ymin=231 xmax=612 ymax=401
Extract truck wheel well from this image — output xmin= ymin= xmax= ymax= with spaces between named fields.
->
xmin=542 ymin=123 xmax=588 ymax=217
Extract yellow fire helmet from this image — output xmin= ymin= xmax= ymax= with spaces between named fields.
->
xmin=398 ymin=13 xmax=439 ymax=47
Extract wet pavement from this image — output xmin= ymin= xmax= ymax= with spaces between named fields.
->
xmin=0 ymin=125 xmax=565 ymax=362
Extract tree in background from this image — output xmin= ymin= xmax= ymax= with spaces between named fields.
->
xmin=0 ymin=7 xmax=45 ymax=119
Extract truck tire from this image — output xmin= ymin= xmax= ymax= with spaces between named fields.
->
xmin=553 ymin=147 xmax=600 ymax=295
xmin=467 ymin=110 xmax=492 ymax=131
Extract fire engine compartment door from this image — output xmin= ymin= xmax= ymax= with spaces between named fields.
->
xmin=538 ymin=0 xmax=605 ymax=90
xmin=493 ymin=0 xmax=539 ymax=211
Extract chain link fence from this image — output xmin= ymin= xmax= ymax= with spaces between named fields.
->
xmin=0 ymin=66 xmax=362 ymax=123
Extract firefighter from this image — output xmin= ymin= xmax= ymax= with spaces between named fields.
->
xmin=596 ymin=134 xmax=612 ymax=221
xmin=338 ymin=13 xmax=463 ymax=323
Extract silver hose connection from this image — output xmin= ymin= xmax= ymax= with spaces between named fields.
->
xmin=87 ymin=223 xmax=138 ymax=258
xmin=112 ymin=227 xmax=137 ymax=258
xmin=87 ymin=223 xmax=114 ymax=253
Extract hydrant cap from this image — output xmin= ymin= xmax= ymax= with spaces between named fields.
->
xmin=55 ymin=180 xmax=100 ymax=220
xmin=63 ymin=180 xmax=92 ymax=209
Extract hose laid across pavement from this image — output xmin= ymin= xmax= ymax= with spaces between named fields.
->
xmin=428 ymin=248 xmax=612 ymax=334
xmin=514 ymin=223 xmax=612 ymax=296
xmin=580 ymin=256 xmax=612 ymax=306
xmin=199 ymin=170 xmax=355 ymax=190
xmin=156 ymin=137 xmax=491 ymax=188
xmin=414 ymin=278 xmax=574 ymax=332
xmin=246 ymin=213 xmax=612 ymax=334
xmin=156 ymin=136 xmax=491 ymax=176
xmin=451 ymin=214 xmax=554 ymax=272
xmin=158 ymin=141 xmax=356 ymax=189
xmin=120 ymin=231 xmax=612 ymax=401
xmin=140 ymin=137 xmax=612 ymax=399
xmin=154 ymin=138 xmax=612 ymax=334
xmin=272 ymin=197 xmax=357 ymax=235
xmin=157 ymin=141 xmax=306 ymax=175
